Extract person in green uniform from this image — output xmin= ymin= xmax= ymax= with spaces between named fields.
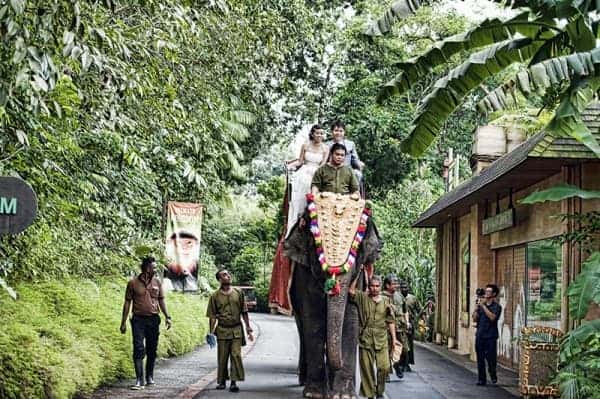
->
xmin=206 ymin=269 xmax=254 ymax=393
xmin=383 ymin=275 xmax=409 ymax=379
xmin=399 ymin=280 xmax=420 ymax=372
xmin=350 ymin=273 xmax=398 ymax=399
xmin=311 ymin=142 xmax=359 ymax=195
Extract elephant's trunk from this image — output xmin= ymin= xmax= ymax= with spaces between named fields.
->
xmin=326 ymin=272 xmax=353 ymax=370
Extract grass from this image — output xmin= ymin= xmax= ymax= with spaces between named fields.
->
xmin=0 ymin=277 xmax=208 ymax=399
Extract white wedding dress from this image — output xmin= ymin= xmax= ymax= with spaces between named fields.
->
xmin=286 ymin=147 xmax=326 ymax=237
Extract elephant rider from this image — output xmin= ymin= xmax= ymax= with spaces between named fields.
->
xmin=350 ymin=272 xmax=398 ymax=399
xmin=311 ymin=142 xmax=359 ymax=196
xmin=398 ymin=280 xmax=421 ymax=372
xmin=383 ymin=274 xmax=409 ymax=379
xmin=206 ymin=269 xmax=254 ymax=393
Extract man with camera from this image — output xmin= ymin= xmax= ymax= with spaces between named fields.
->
xmin=472 ymin=284 xmax=502 ymax=386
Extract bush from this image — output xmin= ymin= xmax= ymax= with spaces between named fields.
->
xmin=0 ymin=278 xmax=208 ymax=399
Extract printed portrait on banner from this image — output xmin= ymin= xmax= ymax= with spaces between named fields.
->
xmin=164 ymin=201 xmax=203 ymax=292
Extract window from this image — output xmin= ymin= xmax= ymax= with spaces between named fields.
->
xmin=526 ymin=239 xmax=562 ymax=329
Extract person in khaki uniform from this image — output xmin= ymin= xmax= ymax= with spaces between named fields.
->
xmin=350 ymin=274 xmax=397 ymax=399
xmin=399 ymin=280 xmax=420 ymax=371
xmin=120 ymin=256 xmax=172 ymax=390
xmin=206 ymin=269 xmax=254 ymax=393
xmin=382 ymin=275 xmax=409 ymax=379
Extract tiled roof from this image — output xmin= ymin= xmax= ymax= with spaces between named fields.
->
xmin=413 ymin=104 xmax=600 ymax=227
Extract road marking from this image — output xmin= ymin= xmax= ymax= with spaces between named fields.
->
xmin=177 ymin=322 xmax=260 ymax=399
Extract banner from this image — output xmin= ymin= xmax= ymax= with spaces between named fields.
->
xmin=164 ymin=201 xmax=203 ymax=292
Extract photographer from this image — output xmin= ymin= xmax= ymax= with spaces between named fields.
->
xmin=471 ymin=284 xmax=502 ymax=386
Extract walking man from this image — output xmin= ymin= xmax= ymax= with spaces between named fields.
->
xmin=120 ymin=256 xmax=172 ymax=390
xmin=472 ymin=284 xmax=502 ymax=386
xmin=350 ymin=273 xmax=397 ymax=399
xmin=383 ymin=275 xmax=409 ymax=379
xmin=206 ymin=269 xmax=254 ymax=392
xmin=398 ymin=280 xmax=420 ymax=371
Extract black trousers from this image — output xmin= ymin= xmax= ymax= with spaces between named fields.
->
xmin=131 ymin=314 xmax=160 ymax=361
xmin=475 ymin=336 xmax=497 ymax=383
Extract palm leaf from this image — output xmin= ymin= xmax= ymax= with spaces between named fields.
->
xmin=378 ymin=12 xmax=555 ymax=102
xmin=566 ymin=252 xmax=600 ymax=320
xmin=364 ymin=0 xmax=425 ymax=36
xmin=521 ymin=184 xmax=600 ymax=204
xmin=401 ymin=38 xmax=543 ymax=156
xmin=559 ymin=319 xmax=600 ymax=363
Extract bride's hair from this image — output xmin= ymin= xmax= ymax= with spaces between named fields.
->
xmin=308 ymin=124 xmax=323 ymax=141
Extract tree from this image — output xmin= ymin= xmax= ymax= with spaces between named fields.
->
xmin=368 ymin=0 xmax=600 ymax=158
xmin=372 ymin=172 xmax=443 ymax=304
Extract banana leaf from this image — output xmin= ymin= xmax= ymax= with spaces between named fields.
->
xmin=364 ymin=0 xmax=425 ymax=36
xmin=566 ymin=252 xmax=600 ymax=320
xmin=401 ymin=38 xmax=543 ymax=156
xmin=521 ymin=184 xmax=600 ymax=204
xmin=378 ymin=12 xmax=556 ymax=102
xmin=479 ymin=50 xmax=600 ymax=113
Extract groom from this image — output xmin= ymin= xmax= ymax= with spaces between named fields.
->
xmin=326 ymin=120 xmax=363 ymax=173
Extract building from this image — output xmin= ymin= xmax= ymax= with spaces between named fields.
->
xmin=413 ymin=106 xmax=600 ymax=370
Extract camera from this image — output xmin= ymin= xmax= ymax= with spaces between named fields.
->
xmin=475 ymin=288 xmax=485 ymax=305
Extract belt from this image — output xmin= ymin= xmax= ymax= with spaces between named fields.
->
xmin=219 ymin=322 xmax=241 ymax=328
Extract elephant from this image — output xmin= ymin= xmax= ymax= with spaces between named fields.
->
xmin=284 ymin=196 xmax=382 ymax=399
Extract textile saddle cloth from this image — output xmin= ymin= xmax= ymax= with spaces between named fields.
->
xmin=314 ymin=193 xmax=365 ymax=267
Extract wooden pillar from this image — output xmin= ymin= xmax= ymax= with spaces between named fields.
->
xmin=561 ymin=165 xmax=582 ymax=331
xmin=435 ymin=226 xmax=443 ymax=339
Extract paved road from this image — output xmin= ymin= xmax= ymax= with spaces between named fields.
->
xmin=91 ymin=313 xmax=517 ymax=399
xmin=193 ymin=314 xmax=301 ymax=398
xmin=384 ymin=346 xmax=517 ymax=399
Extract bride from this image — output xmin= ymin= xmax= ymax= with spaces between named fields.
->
xmin=286 ymin=124 xmax=328 ymax=236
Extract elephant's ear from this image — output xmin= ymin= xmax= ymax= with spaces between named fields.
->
xmin=359 ymin=219 xmax=383 ymax=266
xmin=283 ymin=212 xmax=319 ymax=269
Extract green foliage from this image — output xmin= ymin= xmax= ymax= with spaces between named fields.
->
xmin=364 ymin=0 xmax=426 ymax=36
xmin=231 ymin=246 xmax=262 ymax=285
xmin=372 ymin=173 xmax=443 ymax=305
xmin=521 ymin=184 xmax=600 ymax=204
xmin=373 ymin=0 xmax=600 ymax=157
xmin=0 ymin=278 xmax=208 ymax=399
xmin=328 ymin=6 xmax=475 ymax=191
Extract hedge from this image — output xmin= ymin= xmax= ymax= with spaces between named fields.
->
xmin=0 ymin=278 xmax=208 ymax=399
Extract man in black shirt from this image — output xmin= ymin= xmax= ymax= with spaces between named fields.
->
xmin=471 ymin=284 xmax=502 ymax=386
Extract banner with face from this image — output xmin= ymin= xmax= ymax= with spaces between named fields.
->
xmin=164 ymin=201 xmax=203 ymax=292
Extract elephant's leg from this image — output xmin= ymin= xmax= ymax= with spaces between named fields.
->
xmin=328 ymin=300 xmax=359 ymax=399
xmin=292 ymin=263 xmax=327 ymax=398
xmin=291 ymin=272 xmax=306 ymax=386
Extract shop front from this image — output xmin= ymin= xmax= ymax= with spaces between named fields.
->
xmin=415 ymin=110 xmax=600 ymax=369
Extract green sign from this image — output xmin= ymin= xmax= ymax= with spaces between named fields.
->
xmin=0 ymin=177 xmax=37 ymax=235
xmin=482 ymin=208 xmax=515 ymax=235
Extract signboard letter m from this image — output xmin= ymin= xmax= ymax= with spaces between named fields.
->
xmin=0 ymin=197 xmax=17 ymax=214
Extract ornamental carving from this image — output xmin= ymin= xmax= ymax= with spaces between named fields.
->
xmin=519 ymin=326 xmax=563 ymax=398
xmin=314 ymin=194 xmax=365 ymax=267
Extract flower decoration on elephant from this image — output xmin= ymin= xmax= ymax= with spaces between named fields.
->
xmin=305 ymin=193 xmax=371 ymax=295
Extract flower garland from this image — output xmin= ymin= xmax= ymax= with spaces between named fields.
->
xmin=305 ymin=193 xmax=371 ymax=296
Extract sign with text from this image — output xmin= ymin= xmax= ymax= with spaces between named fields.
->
xmin=0 ymin=177 xmax=37 ymax=235
xmin=482 ymin=208 xmax=515 ymax=235
xmin=164 ymin=201 xmax=203 ymax=292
